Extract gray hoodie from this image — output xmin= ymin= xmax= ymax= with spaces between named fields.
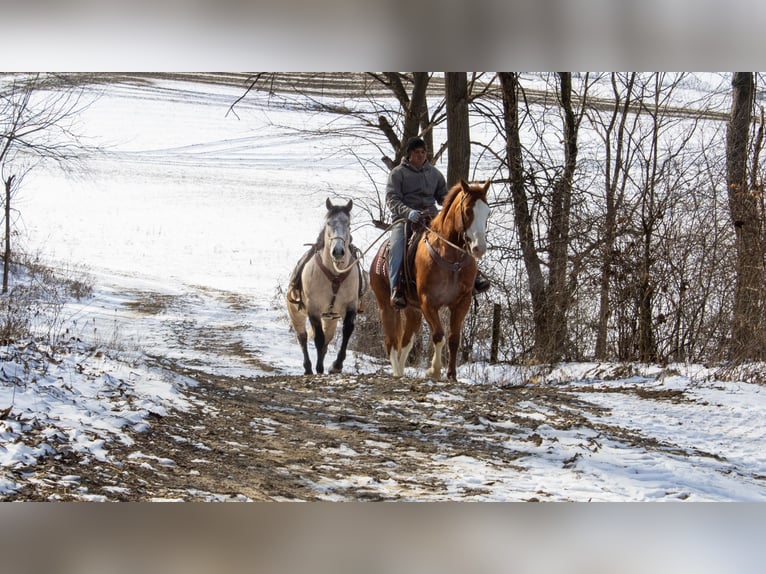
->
xmin=385 ymin=157 xmax=447 ymax=221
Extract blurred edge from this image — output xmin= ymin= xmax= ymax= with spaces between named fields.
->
xmin=3 ymin=0 xmax=765 ymax=69
xmin=0 ymin=503 xmax=764 ymax=574
xmin=3 ymin=0 xmax=765 ymax=572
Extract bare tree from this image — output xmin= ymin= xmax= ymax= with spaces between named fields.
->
xmin=586 ymin=73 xmax=637 ymax=359
xmin=544 ymin=72 xmax=581 ymax=361
xmin=605 ymin=74 xmax=708 ymax=362
xmin=654 ymin=144 xmax=732 ymax=362
xmin=233 ymin=73 xmax=444 ymax=228
xmin=229 ymin=72 xmax=763 ymax=367
xmin=497 ymin=72 xmax=585 ymax=362
xmin=1 ymin=73 xmax=95 ymax=292
xmin=498 ymin=73 xmax=545 ymax=359
xmin=3 ymin=174 xmax=14 ymax=293
xmin=726 ymin=72 xmax=765 ymax=361
xmin=445 ymin=72 xmax=470 ymax=187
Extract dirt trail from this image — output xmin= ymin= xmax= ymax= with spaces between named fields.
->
xmin=5 ymin=265 xmax=742 ymax=501
xmin=13 ymin=354 xmax=700 ymax=501
xmin=6 ymin=281 xmax=718 ymax=501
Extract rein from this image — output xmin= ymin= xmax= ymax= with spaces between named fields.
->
xmin=315 ymin=224 xmax=394 ymax=318
xmin=330 ymin=220 xmax=402 ymax=274
xmin=423 ymin=192 xmax=473 ymax=259
xmin=423 ymin=225 xmax=470 ymax=255
xmin=423 ymin=235 xmax=472 ymax=274
xmin=320 ymin=204 xmax=473 ymax=277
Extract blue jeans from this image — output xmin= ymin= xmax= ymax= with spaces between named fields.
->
xmin=388 ymin=220 xmax=408 ymax=292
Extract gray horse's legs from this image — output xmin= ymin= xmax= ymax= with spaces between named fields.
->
xmin=309 ymin=314 xmax=327 ymax=374
xmin=330 ymin=309 xmax=356 ymax=374
xmin=297 ymin=331 xmax=313 ymax=374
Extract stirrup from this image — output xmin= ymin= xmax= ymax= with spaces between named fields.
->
xmin=390 ymin=288 xmax=407 ymax=309
xmin=288 ymin=288 xmax=305 ymax=309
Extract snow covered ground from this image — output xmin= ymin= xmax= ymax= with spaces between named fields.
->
xmin=2 ymin=75 xmax=766 ymax=506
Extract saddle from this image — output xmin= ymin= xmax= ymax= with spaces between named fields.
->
xmin=371 ymin=228 xmax=424 ymax=299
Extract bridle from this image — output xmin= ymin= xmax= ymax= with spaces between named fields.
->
xmin=424 ymin=192 xmax=476 ymax=258
xmin=327 ymin=235 xmax=348 ymax=257
xmin=324 ymin=212 xmax=353 ymax=272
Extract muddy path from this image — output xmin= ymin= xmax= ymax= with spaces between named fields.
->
xmin=13 ymin=355 xmax=705 ymax=501
xmin=5 ymin=273 xmax=748 ymax=501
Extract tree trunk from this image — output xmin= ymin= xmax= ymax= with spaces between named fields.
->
xmin=445 ymin=72 xmax=470 ymax=187
xmin=3 ymin=175 xmax=14 ymax=294
xmin=498 ymin=72 xmax=548 ymax=361
xmin=490 ymin=303 xmax=502 ymax=363
xmin=727 ymin=72 xmax=764 ymax=360
xmin=595 ymin=73 xmax=635 ymax=359
xmin=543 ymin=72 xmax=578 ymax=361
xmin=377 ymin=73 xmax=431 ymax=168
xmin=499 ymin=73 xmax=580 ymax=363
xmin=637 ymin=235 xmax=656 ymax=362
xmin=402 ymin=72 xmax=429 ymax=151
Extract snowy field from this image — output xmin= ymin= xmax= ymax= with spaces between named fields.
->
xmin=2 ymin=75 xmax=766 ymax=507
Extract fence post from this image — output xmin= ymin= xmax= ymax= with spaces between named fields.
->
xmin=490 ymin=303 xmax=501 ymax=363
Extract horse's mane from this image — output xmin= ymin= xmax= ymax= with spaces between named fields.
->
xmin=312 ymin=228 xmax=325 ymax=249
xmin=430 ymin=182 xmax=464 ymax=233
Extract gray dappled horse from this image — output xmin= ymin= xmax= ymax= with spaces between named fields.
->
xmin=287 ymin=199 xmax=360 ymax=374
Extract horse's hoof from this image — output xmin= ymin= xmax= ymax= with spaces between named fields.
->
xmin=425 ymin=368 xmax=441 ymax=380
xmin=329 ymin=363 xmax=342 ymax=374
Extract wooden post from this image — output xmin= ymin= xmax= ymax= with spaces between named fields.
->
xmin=490 ymin=303 xmax=501 ymax=363
xmin=3 ymin=175 xmax=14 ymax=294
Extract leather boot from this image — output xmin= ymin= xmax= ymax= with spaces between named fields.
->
xmin=390 ymin=285 xmax=407 ymax=309
xmin=473 ymin=273 xmax=491 ymax=294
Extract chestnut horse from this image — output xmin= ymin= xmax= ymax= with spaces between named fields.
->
xmin=370 ymin=179 xmax=491 ymax=380
xmin=287 ymin=198 xmax=360 ymax=375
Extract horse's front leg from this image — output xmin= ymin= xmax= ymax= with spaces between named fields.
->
xmin=288 ymin=302 xmax=313 ymax=374
xmin=397 ymin=307 xmax=423 ymax=376
xmin=309 ymin=314 xmax=327 ymax=374
xmin=297 ymin=331 xmax=313 ymax=374
xmin=421 ymin=302 xmax=445 ymax=380
xmin=330 ymin=308 xmax=356 ymax=374
xmin=446 ymin=294 xmax=473 ymax=381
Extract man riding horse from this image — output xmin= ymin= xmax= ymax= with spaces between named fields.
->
xmin=386 ymin=137 xmax=490 ymax=308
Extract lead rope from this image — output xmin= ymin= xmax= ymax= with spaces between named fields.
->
xmin=330 ymin=219 xmax=406 ymax=274
xmin=423 ymin=224 xmax=471 ymax=256
xmin=330 ymin=214 xmax=471 ymax=275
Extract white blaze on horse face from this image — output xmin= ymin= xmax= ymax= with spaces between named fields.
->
xmin=465 ymin=199 xmax=489 ymax=259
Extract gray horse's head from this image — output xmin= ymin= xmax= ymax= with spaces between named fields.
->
xmin=324 ymin=198 xmax=353 ymax=263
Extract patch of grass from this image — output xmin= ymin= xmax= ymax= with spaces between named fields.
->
xmin=0 ymin=255 xmax=94 ymax=344
xmin=124 ymin=292 xmax=176 ymax=316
